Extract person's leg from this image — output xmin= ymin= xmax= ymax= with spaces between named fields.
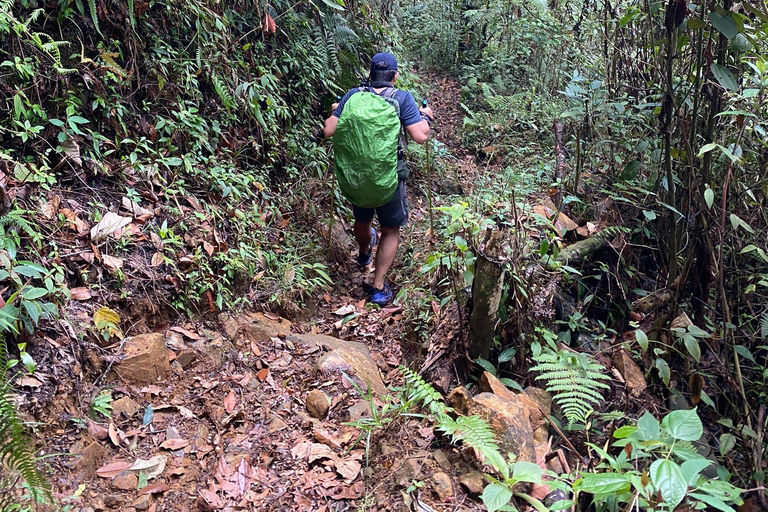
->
xmin=354 ymin=220 xmax=373 ymax=254
xmin=372 ymin=226 xmax=399 ymax=289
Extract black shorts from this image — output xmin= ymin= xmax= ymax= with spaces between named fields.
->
xmin=352 ymin=180 xmax=409 ymax=228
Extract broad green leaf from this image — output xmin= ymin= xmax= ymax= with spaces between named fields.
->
xmin=511 ymin=461 xmax=543 ymax=484
xmin=688 ymin=492 xmax=737 ymax=512
xmin=719 ymin=433 xmax=736 ymax=455
xmin=498 ymin=347 xmax=516 ymax=363
xmin=68 ymin=115 xmax=90 ymax=124
xmin=22 ymin=287 xmax=49 ymax=300
xmin=734 ymin=345 xmax=755 ymax=363
xmin=481 ymin=483 xmax=513 ymax=512
xmin=637 ymin=411 xmax=660 ymax=441
xmin=730 ymin=214 xmax=754 ymax=233
xmin=650 ymin=459 xmax=688 ymax=508
xmin=711 ymin=64 xmax=739 ymax=91
xmin=635 ymin=329 xmax=649 ymax=352
xmin=575 ymin=472 xmax=630 ymax=495
xmin=697 ymin=143 xmax=718 ymax=157
xmin=684 ymin=335 xmax=701 ymax=362
xmin=704 ymin=188 xmax=714 ymax=209
xmin=709 ymin=12 xmax=738 ymax=39
xmin=20 ymin=351 xmax=36 ymax=373
xmin=613 ymin=425 xmax=637 ymax=439
xmin=662 ymin=408 xmax=703 ymax=441
xmin=474 ymin=358 xmax=496 ymax=375
xmin=680 ymin=459 xmax=711 ymax=486
xmin=656 ymin=358 xmax=670 ymax=386
xmin=317 ymin=0 xmax=345 ymax=10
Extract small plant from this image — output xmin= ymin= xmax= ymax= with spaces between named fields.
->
xmin=575 ymin=408 xmax=744 ymax=511
xmin=90 ymin=390 xmax=114 ymax=419
xmin=529 ymin=327 xmax=610 ymax=425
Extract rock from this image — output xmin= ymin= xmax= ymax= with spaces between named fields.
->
xmin=306 ymin=389 xmax=331 ymax=419
xmin=432 ymin=450 xmax=451 ymax=471
xmin=115 ymin=333 xmax=170 ymax=385
xmin=613 ymin=349 xmax=647 ymax=396
xmin=103 ymin=495 xmax=123 ymax=508
xmin=131 ymin=494 xmax=151 ymax=511
xmin=438 ymin=179 xmax=464 ymax=196
xmin=431 ymin=471 xmax=453 ymax=502
xmin=291 ymin=333 xmax=387 ymax=396
xmin=395 ymin=457 xmax=422 ymax=487
xmin=478 ymin=371 xmax=516 ymax=400
xmin=219 ymin=312 xmax=291 ymax=344
xmin=449 ymin=387 xmax=536 ymax=462
xmin=112 ymin=396 xmax=140 ymax=418
xmin=459 ymin=470 xmax=485 ymax=494
xmin=72 ymin=440 xmax=107 ymax=475
xmin=112 ymin=471 xmax=138 ymax=490
xmin=175 ymin=350 xmax=197 ymax=368
xmin=348 ymin=400 xmax=372 ymax=421
xmin=188 ymin=332 xmax=233 ymax=365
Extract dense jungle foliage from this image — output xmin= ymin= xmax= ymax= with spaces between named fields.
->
xmin=0 ymin=0 xmax=767 ymax=509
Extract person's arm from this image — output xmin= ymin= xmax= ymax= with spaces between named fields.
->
xmin=401 ymin=92 xmax=433 ymax=144
xmin=323 ymin=114 xmax=339 ymax=138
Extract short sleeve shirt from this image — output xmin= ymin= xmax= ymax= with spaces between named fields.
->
xmin=332 ymin=87 xmax=422 ymax=127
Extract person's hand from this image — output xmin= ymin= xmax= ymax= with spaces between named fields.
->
xmin=419 ymin=105 xmax=434 ymax=121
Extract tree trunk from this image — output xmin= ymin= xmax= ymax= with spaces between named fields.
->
xmin=468 ymin=229 xmax=506 ymax=360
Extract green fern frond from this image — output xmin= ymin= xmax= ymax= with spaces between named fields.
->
xmin=531 ymin=346 xmax=610 ymax=424
xmin=400 ymin=365 xmax=446 ymax=416
xmin=210 ymin=72 xmax=234 ymax=112
xmin=0 ymin=341 xmax=51 ymax=507
xmin=87 ymin=0 xmax=102 ymax=36
xmin=760 ymin=310 xmax=768 ymax=339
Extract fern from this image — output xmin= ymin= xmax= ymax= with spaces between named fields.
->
xmin=211 ymin=72 xmax=234 ymax=112
xmin=399 ymin=366 xmax=507 ymax=475
xmin=761 ymin=310 xmax=768 ymax=340
xmin=0 ymin=341 xmax=51 ymax=509
xmin=87 ymin=0 xmax=102 ymax=36
xmin=530 ymin=345 xmax=610 ymax=424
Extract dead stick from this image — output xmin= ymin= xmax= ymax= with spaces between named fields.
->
xmin=537 ymin=404 xmax=588 ymax=467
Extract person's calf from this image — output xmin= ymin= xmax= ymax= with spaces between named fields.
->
xmin=372 ymin=226 xmax=400 ymax=289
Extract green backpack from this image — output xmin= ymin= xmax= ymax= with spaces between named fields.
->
xmin=333 ymin=88 xmax=403 ymax=208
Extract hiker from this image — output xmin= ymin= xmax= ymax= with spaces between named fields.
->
xmin=322 ymin=52 xmax=434 ymax=306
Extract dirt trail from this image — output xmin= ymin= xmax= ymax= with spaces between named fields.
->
xmin=28 ymin=76 xmax=492 ymax=512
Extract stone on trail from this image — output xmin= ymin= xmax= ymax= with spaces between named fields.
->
xmin=112 ymin=470 xmax=138 ymax=490
xmin=219 ymin=312 xmax=291 ymax=345
xmin=115 ymin=333 xmax=170 ymax=385
xmin=306 ymin=389 xmax=331 ymax=419
xmin=448 ymin=386 xmax=536 ymax=463
xmin=431 ymin=471 xmax=453 ymax=502
xmin=290 ymin=333 xmax=388 ymax=396
xmin=459 ymin=469 xmax=485 ymax=494
xmin=112 ymin=396 xmax=140 ymax=418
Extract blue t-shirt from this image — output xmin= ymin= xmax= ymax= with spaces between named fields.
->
xmin=333 ymin=86 xmax=422 ymax=127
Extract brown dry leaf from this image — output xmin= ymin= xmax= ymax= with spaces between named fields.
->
xmin=223 ymin=389 xmax=238 ymax=414
xmin=18 ymin=375 xmax=44 ymax=388
xmin=70 ymin=287 xmax=92 ymax=300
xmin=203 ymin=241 xmax=214 ymax=256
xmin=330 ymin=480 xmax=364 ymax=500
xmin=308 ymin=443 xmax=336 ymax=464
xmin=256 ymin=368 xmax=269 ymax=381
xmin=151 ymin=252 xmax=164 ymax=267
xmin=87 ymin=420 xmax=109 ymax=441
xmin=129 ymin=455 xmax=167 ymax=480
xmin=40 ymin=195 xmax=61 ymax=220
xmin=313 ymin=428 xmax=342 ymax=451
xmin=290 ymin=441 xmax=312 ymax=460
xmin=138 ymin=482 xmax=169 ymax=496
xmin=160 ymin=438 xmax=189 ymax=450
xmin=96 ymin=460 xmax=134 ymax=478
xmin=178 ymin=406 xmax=196 ymax=419
xmin=150 ymin=232 xmax=164 ymax=251
xmin=60 ymin=135 xmax=82 ymax=165
xmin=334 ymin=458 xmax=361 ymax=482
xmin=102 ymin=254 xmax=124 ymax=273
xmin=108 ymin=422 xmax=121 ymax=446
xmin=169 ymin=326 xmax=200 ymax=340
xmin=91 ymin=212 xmax=133 ymax=242
xmin=121 ymin=197 xmax=154 ymax=218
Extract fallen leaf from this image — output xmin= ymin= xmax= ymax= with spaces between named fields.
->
xmin=160 ymin=438 xmax=189 ymax=450
xmin=256 ymin=368 xmax=269 ymax=381
xmin=108 ymin=422 xmax=121 ymax=446
xmin=70 ymin=287 xmax=92 ymax=300
xmin=96 ymin=461 xmax=134 ymax=478
xmin=102 ymin=254 xmax=124 ymax=273
xmin=335 ymin=458 xmax=361 ymax=482
xmin=129 ymin=455 xmax=167 ymax=480
xmin=91 ymin=212 xmax=133 ymax=242
xmin=308 ymin=443 xmax=336 ymax=464
xmin=87 ymin=420 xmax=109 ymax=441
xmin=60 ymin=134 xmax=82 ymax=165
xmin=333 ymin=304 xmax=356 ymax=316
xmin=151 ymin=252 xmax=164 ymax=267
xmin=121 ymin=197 xmax=154 ymax=218
xmin=40 ymin=195 xmax=61 ymax=220
xmin=138 ymin=482 xmax=169 ymax=496
xmin=223 ymin=389 xmax=238 ymax=414
xmin=178 ymin=405 xmax=196 ymax=419
xmin=169 ymin=326 xmax=201 ymax=340
xmin=18 ymin=375 xmax=44 ymax=388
